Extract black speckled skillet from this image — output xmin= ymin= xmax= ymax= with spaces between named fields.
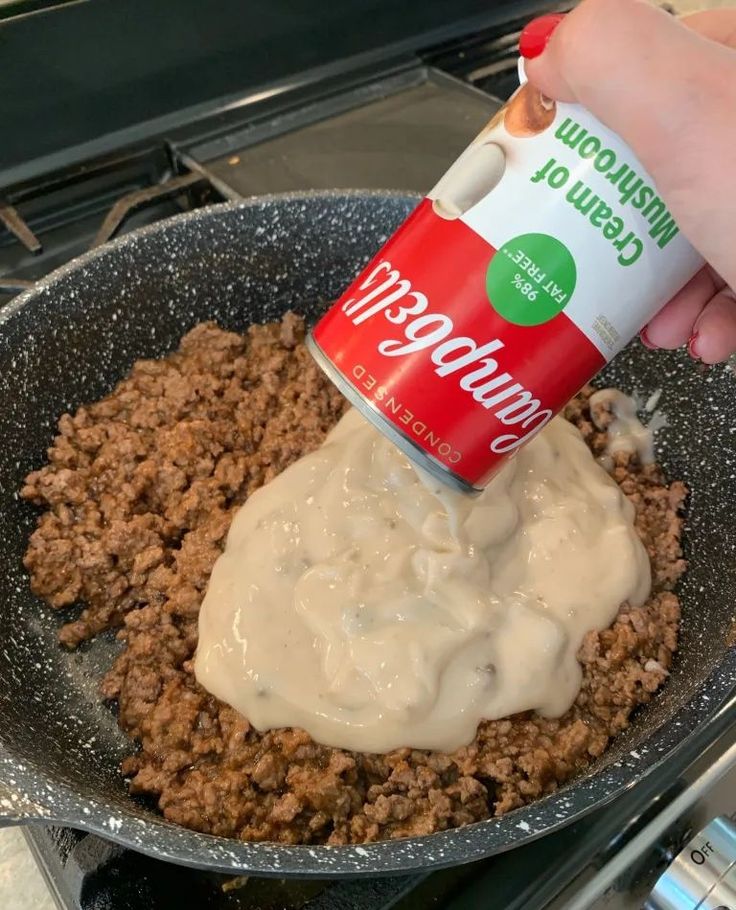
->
xmin=0 ymin=191 xmax=735 ymax=877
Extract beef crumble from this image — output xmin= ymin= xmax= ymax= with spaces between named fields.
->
xmin=21 ymin=314 xmax=686 ymax=844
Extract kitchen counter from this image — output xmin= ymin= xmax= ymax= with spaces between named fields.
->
xmin=0 ymin=828 xmax=54 ymax=910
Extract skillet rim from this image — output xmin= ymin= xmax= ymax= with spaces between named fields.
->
xmin=1 ymin=190 xmax=735 ymax=876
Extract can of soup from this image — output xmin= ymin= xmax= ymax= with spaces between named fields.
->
xmin=308 ymin=70 xmax=703 ymax=492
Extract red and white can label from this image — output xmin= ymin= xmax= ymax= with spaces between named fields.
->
xmin=311 ymin=83 xmax=704 ymax=490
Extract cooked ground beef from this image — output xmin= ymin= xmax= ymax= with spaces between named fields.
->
xmin=21 ymin=314 xmax=686 ymax=845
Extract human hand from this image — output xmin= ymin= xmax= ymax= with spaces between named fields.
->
xmin=520 ymin=0 xmax=736 ymax=364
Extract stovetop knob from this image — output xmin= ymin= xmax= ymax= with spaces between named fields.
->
xmin=646 ymin=816 xmax=736 ymax=910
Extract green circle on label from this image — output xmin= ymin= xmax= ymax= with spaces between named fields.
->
xmin=486 ymin=233 xmax=576 ymax=326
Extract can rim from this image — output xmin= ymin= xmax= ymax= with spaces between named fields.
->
xmin=307 ymin=333 xmax=482 ymax=496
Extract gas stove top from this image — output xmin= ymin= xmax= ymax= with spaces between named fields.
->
xmin=2 ymin=4 xmax=735 ymax=909
xmin=0 ymin=5 xmax=551 ymax=302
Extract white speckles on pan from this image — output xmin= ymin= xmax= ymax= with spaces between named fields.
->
xmin=0 ymin=192 xmax=735 ymax=877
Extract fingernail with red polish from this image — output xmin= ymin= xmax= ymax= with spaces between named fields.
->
xmin=688 ymin=333 xmax=701 ymax=360
xmin=519 ymin=13 xmax=565 ymax=59
xmin=640 ymin=327 xmax=657 ymax=350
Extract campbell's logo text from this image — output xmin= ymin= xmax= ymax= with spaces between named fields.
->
xmin=341 ymin=260 xmax=553 ymax=453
